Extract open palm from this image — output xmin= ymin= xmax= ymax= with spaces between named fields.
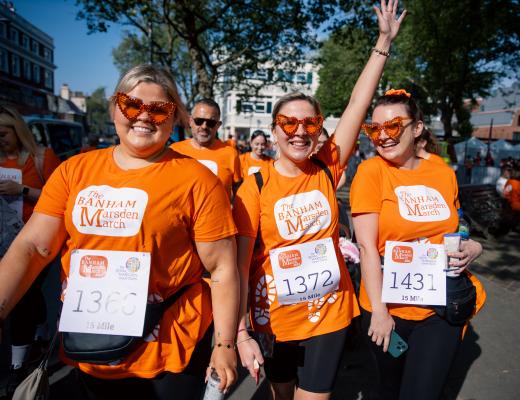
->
xmin=374 ymin=0 xmax=407 ymax=40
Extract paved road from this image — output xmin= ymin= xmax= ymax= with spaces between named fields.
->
xmin=1 ymin=231 xmax=519 ymax=399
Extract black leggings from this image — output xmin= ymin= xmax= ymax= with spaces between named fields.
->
xmin=361 ymin=309 xmax=462 ymax=400
xmin=76 ymin=325 xmax=213 ymax=400
xmin=10 ymin=270 xmax=48 ymax=345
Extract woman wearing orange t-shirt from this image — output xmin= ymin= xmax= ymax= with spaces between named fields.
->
xmin=239 ymin=130 xmax=273 ymax=177
xmin=233 ymin=3 xmax=405 ymax=398
xmin=0 ymin=65 xmax=239 ymax=399
xmin=0 ymin=106 xmax=61 ymax=394
xmin=350 ymin=90 xmax=485 ymax=399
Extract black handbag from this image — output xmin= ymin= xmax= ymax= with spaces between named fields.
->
xmin=61 ymin=285 xmax=190 ymax=364
xmin=433 ymin=273 xmax=477 ymax=325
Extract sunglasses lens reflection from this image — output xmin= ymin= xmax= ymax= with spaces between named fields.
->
xmin=384 ymin=121 xmax=402 ymax=138
xmin=194 ymin=118 xmax=217 ymax=128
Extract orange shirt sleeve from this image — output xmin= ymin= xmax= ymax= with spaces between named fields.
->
xmin=232 ymin=174 xmax=261 ymax=238
xmin=191 ymin=175 xmax=237 ymax=241
xmin=34 ymin=161 xmax=70 ymax=218
xmin=350 ymin=159 xmax=383 ymax=214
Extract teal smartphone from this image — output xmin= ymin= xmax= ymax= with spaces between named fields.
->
xmin=388 ymin=330 xmax=408 ymax=358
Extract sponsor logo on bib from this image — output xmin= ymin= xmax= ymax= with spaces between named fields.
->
xmin=274 ymin=190 xmax=331 ymax=240
xmin=278 ymin=250 xmax=302 ymax=269
xmin=394 ymin=185 xmax=450 ymax=222
xmin=72 ymin=186 xmax=148 ymax=237
xmin=79 ymin=255 xmax=108 ymax=278
xmin=392 ymin=246 xmax=413 ymax=263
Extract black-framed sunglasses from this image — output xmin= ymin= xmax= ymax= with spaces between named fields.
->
xmin=193 ymin=117 xmax=219 ymax=129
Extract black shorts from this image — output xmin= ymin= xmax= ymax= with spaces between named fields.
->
xmin=264 ymin=327 xmax=348 ymax=393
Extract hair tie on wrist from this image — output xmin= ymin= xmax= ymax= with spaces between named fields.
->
xmin=372 ymin=47 xmax=390 ymax=57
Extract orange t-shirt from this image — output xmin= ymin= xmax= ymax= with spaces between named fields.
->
xmin=233 ymin=137 xmax=359 ymax=342
xmin=350 ymin=156 xmax=460 ymax=320
xmin=33 ymin=147 xmax=237 ymax=378
xmin=1 ymin=148 xmax=61 ymax=222
xmin=171 ymin=139 xmax=242 ymax=197
xmin=239 ymin=152 xmax=273 ymax=178
xmin=505 ymin=179 xmax=520 ymax=211
xmin=427 ymin=153 xmax=447 ymax=165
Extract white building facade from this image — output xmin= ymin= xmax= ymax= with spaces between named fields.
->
xmin=215 ymin=63 xmax=339 ymax=141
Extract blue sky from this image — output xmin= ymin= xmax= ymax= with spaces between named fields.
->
xmin=14 ymin=0 xmax=123 ymax=96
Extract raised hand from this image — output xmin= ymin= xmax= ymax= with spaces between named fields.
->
xmin=373 ymin=0 xmax=407 ymax=40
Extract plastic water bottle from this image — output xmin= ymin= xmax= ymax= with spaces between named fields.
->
xmin=202 ymin=369 xmax=225 ymax=400
xmin=457 ymin=209 xmax=470 ymax=240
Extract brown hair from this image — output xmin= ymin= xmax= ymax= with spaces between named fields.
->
xmin=111 ymin=64 xmax=189 ymax=128
xmin=373 ymin=92 xmax=425 ymax=145
xmin=270 ymin=92 xmax=322 ymax=131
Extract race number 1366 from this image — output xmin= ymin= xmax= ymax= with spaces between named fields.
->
xmin=71 ymin=289 xmax=138 ymax=316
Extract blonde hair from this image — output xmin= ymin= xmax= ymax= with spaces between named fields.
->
xmin=111 ymin=64 xmax=189 ymax=128
xmin=0 ymin=106 xmax=38 ymax=166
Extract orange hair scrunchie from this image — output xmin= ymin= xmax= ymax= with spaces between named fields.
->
xmin=384 ymin=89 xmax=411 ymax=98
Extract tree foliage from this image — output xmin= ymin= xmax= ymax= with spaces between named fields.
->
xmin=76 ymin=0 xmax=341 ymax=104
xmin=86 ymin=87 xmax=109 ymax=135
xmin=317 ymin=0 xmax=520 ymax=138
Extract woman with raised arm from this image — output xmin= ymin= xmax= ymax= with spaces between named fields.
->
xmin=232 ymin=2 xmax=405 ymax=399
xmin=350 ymin=89 xmax=486 ymax=399
xmin=0 ymin=64 xmax=239 ymax=399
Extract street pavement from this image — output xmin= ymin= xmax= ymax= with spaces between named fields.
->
xmin=1 ymin=231 xmax=519 ymax=399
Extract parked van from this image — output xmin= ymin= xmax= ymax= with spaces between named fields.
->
xmin=24 ymin=117 xmax=85 ymax=160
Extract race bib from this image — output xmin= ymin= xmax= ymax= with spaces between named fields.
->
xmin=270 ymin=238 xmax=340 ymax=305
xmin=0 ymin=167 xmax=22 ymax=220
xmin=381 ymin=241 xmax=446 ymax=306
xmin=59 ymin=249 xmax=151 ymax=336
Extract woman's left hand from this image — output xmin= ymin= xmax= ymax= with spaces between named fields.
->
xmin=374 ymin=0 xmax=407 ymax=41
xmin=447 ymin=239 xmax=483 ymax=274
xmin=207 ymin=345 xmax=238 ymax=393
xmin=0 ymin=180 xmax=23 ymax=196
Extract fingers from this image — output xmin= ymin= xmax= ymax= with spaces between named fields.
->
xmin=397 ymin=9 xmax=407 ymax=24
xmin=382 ymin=330 xmax=391 ymax=352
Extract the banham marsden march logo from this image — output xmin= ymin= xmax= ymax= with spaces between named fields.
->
xmin=394 ymin=185 xmax=450 ymax=222
xmin=274 ymin=190 xmax=331 ymax=240
xmin=72 ymin=186 xmax=148 ymax=237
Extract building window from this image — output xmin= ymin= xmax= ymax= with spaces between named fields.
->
xmin=240 ymin=100 xmax=272 ymax=114
xmin=295 ymin=72 xmax=307 ymax=83
xmin=43 ymin=47 xmax=52 ymax=61
xmin=10 ymin=27 xmax=18 ymax=44
xmin=0 ymin=49 xmax=8 ymax=72
xmin=44 ymin=69 xmax=53 ymax=89
xmin=33 ymin=64 xmax=40 ymax=83
xmin=513 ymin=132 xmax=520 ymax=141
xmin=22 ymin=34 xmax=30 ymax=49
xmin=0 ymin=22 xmax=6 ymax=38
xmin=31 ymin=40 xmax=39 ymax=54
xmin=11 ymin=54 xmax=20 ymax=77
xmin=23 ymin=59 xmax=31 ymax=79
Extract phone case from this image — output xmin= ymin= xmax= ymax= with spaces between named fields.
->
xmin=388 ymin=330 xmax=408 ymax=358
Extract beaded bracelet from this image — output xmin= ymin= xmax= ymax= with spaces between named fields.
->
xmin=216 ymin=342 xmax=236 ymax=350
xmin=372 ymin=47 xmax=390 ymax=57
